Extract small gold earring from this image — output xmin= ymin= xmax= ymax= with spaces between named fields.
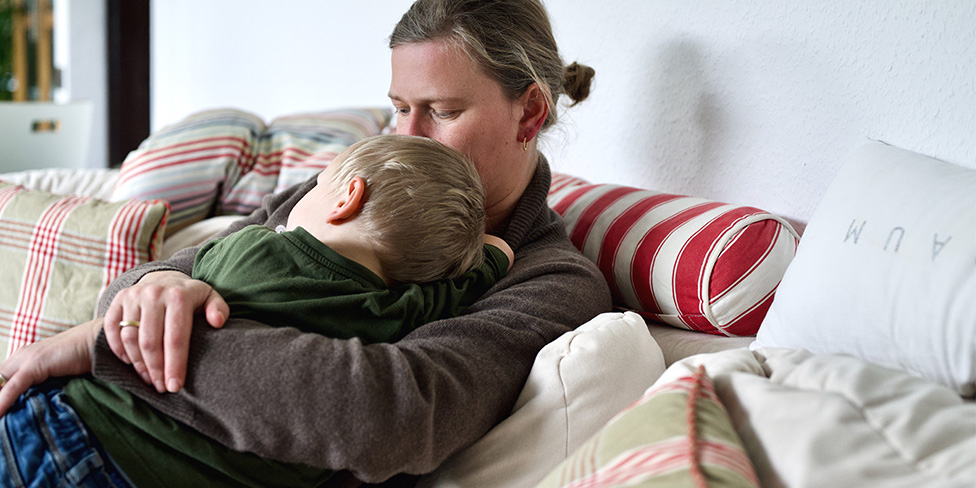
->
xmin=522 ymin=136 xmax=528 ymax=151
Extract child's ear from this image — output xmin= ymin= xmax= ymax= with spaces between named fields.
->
xmin=325 ymin=176 xmax=366 ymax=223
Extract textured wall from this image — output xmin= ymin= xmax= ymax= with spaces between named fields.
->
xmin=152 ymin=0 xmax=975 ymax=225
xmin=543 ymin=0 xmax=975 ymax=226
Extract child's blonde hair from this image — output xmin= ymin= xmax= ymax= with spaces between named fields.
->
xmin=327 ymin=134 xmax=486 ymax=283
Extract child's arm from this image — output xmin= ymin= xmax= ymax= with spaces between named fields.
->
xmin=483 ymin=234 xmax=514 ymax=272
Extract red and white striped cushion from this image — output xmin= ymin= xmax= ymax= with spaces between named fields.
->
xmin=549 ymin=175 xmax=798 ymax=336
xmin=0 ymin=182 xmax=169 ymax=359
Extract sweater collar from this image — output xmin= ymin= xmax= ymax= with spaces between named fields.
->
xmin=501 ymin=154 xmax=552 ymax=250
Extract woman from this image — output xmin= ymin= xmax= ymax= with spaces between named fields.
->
xmin=0 ymin=0 xmax=610 ymax=486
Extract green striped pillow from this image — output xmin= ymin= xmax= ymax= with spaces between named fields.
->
xmin=0 ymin=182 xmax=169 ymax=360
xmin=536 ymin=365 xmax=759 ymax=488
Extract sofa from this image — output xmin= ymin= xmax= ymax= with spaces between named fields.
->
xmin=1 ymin=107 xmax=973 ymax=487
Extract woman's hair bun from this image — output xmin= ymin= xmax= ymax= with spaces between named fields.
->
xmin=563 ymin=62 xmax=595 ymax=106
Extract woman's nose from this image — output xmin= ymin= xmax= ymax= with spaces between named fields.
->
xmin=397 ymin=114 xmax=425 ymax=137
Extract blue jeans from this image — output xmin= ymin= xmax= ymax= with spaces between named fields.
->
xmin=0 ymin=381 xmax=133 ymax=488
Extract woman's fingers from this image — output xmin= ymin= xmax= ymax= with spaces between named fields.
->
xmin=118 ymin=325 xmax=150 ymax=387
xmin=162 ymin=303 xmax=194 ymax=393
xmin=0 ymin=320 xmax=100 ymax=416
xmin=111 ymin=296 xmax=150 ymax=386
xmin=0 ymin=354 xmax=29 ymax=416
xmin=136 ymin=305 xmax=167 ymax=393
xmin=102 ymin=271 xmax=227 ymax=393
xmin=103 ymin=299 xmax=128 ymax=364
xmin=104 ymin=282 xmax=166 ymax=389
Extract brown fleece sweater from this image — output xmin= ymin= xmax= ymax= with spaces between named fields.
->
xmin=93 ymin=158 xmax=612 ymax=484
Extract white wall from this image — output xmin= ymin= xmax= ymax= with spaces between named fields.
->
xmin=57 ymin=0 xmax=107 ymax=169
xmin=152 ymin=0 xmax=975 ymax=226
xmin=151 ymin=0 xmax=412 ymax=127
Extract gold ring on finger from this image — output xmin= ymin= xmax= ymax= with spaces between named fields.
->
xmin=119 ymin=320 xmax=141 ymax=328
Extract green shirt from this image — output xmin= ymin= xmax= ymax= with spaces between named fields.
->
xmin=191 ymin=225 xmax=509 ymax=343
xmin=64 ymin=224 xmax=508 ymax=487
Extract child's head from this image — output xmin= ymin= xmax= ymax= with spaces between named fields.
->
xmin=325 ymin=134 xmax=486 ymax=283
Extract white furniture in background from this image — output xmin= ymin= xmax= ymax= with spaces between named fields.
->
xmin=0 ymin=101 xmax=93 ymax=173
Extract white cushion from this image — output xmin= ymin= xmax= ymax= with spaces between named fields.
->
xmin=647 ymin=322 xmax=755 ymax=366
xmin=159 ymin=215 xmax=243 ymax=259
xmin=418 ymin=312 xmax=667 ymax=488
xmin=0 ymin=168 xmax=119 ymax=200
xmin=754 ymin=141 xmax=976 ymax=397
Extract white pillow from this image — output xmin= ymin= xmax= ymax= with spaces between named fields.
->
xmin=754 ymin=141 xmax=976 ymax=397
xmin=0 ymin=168 xmax=119 ymax=200
xmin=418 ymin=312 xmax=667 ymax=488
xmin=160 ymin=215 xmax=244 ymax=259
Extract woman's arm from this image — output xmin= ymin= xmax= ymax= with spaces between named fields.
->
xmin=0 ymin=181 xmax=311 ymax=415
xmin=91 ymin=214 xmax=610 ymax=482
xmin=92 ymin=164 xmax=611 ymax=482
xmin=0 ymin=319 xmax=101 ymax=416
xmin=97 ymin=177 xmax=317 ymax=393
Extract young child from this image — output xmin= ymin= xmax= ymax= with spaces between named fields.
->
xmin=188 ymin=134 xmax=514 ymax=343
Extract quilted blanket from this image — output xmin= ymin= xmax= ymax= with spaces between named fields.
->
xmin=659 ymin=347 xmax=976 ymax=488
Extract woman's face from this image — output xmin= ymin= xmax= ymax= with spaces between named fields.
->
xmin=390 ymin=40 xmax=534 ymax=228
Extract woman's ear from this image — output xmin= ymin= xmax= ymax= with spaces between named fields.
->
xmin=325 ymin=176 xmax=366 ymax=224
xmin=517 ymin=83 xmax=550 ymax=145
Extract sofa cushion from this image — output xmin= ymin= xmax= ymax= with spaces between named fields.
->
xmin=418 ymin=312 xmax=667 ymax=488
xmin=0 ymin=182 xmax=168 ymax=359
xmin=548 ymin=177 xmax=798 ymax=336
xmin=111 ymin=107 xmax=392 ymax=234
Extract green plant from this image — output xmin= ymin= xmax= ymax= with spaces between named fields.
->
xmin=0 ymin=0 xmax=14 ymax=100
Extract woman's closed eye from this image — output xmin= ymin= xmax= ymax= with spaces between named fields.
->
xmin=393 ymin=103 xmax=458 ymax=120
xmin=432 ymin=109 xmax=458 ymax=120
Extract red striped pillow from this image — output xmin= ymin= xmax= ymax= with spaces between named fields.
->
xmin=111 ymin=107 xmax=392 ymax=234
xmin=0 ymin=181 xmax=169 ymax=359
xmin=549 ymin=175 xmax=798 ymax=336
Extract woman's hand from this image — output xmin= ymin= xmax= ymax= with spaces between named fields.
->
xmin=0 ymin=319 xmax=102 ymax=416
xmin=103 ymin=271 xmax=229 ymax=394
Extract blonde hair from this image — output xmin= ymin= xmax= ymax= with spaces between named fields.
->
xmin=327 ymin=134 xmax=486 ymax=283
xmin=389 ymin=0 xmax=595 ymax=131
